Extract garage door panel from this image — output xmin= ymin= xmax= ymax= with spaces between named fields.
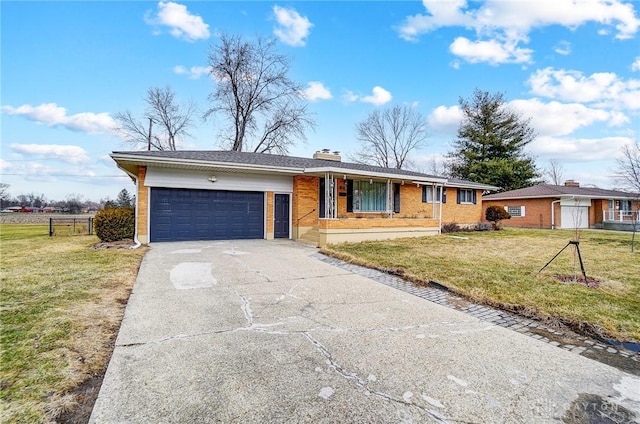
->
xmin=560 ymin=206 xmax=589 ymax=229
xmin=150 ymin=188 xmax=264 ymax=242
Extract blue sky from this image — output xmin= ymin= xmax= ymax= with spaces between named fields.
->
xmin=2 ymin=1 xmax=639 ymax=202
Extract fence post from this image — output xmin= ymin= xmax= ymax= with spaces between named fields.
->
xmin=49 ymin=218 xmax=53 ymax=237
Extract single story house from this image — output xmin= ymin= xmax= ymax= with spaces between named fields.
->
xmin=482 ymin=180 xmax=640 ymax=230
xmin=111 ymin=150 xmax=498 ymax=246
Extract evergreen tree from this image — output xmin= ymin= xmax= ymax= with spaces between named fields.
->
xmin=116 ymin=189 xmax=133 ymax=208
xmin=448 ymin=89 xmax=540 ymax=191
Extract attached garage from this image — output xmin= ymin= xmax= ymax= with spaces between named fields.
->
xmin=150 ymin=188 xmax=264 ymax=242
xmin=560 ymin=206 xmax=589 ymax=229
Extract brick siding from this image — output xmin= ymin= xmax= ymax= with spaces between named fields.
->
xmin=137 ymin=166 xmax=148 ymax=241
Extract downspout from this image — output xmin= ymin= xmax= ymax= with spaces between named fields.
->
xmin=130 ymin=173 xmax=142 ymax=249
xmin=438 ymin=184 xmax=444 ymax=234
xmin=551 ymin=199 xmax=561 ymax=230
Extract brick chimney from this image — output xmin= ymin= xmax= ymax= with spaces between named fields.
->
xmin=564 ymin=180 xmax=580 ymax=187
xmin=313 ymin=149 xmax=341 ymax=162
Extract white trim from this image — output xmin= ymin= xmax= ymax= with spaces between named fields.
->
xmin=144 ymin=167 xmax=293 ymax=193
xmin=146 ymin=185 xmax=151 ymax=242
xmin=307 ymin=166 xmax=447 ymax=184
xmin=264 ymin=192 xmax=268 ymax=239
xmin=111 ymin=153 xmax=303 ymax=174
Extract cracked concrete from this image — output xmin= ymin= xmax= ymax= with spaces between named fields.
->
xmin=90 ymin=240 xmax=640 ymax=423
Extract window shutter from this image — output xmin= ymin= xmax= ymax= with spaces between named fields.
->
xmin=456 ymin=189 xmax=461 ymax=204
xmin=442 ymin=188 xmax=446 ymax=204
xmin=346 ymin=179 xmax=353 ymax=213
xmin=472 ymin=190 xmax=477 ymax=204
xmin=394 ymin=183 xmax=400 ymax=213
xmin=422 ymin=185 xmax=427 ymax=203
xmin=521 ymin=206 xmax=526 ymax=217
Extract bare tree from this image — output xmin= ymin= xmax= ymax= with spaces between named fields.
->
xmin=614 ymin=140 xmax=640 ymax=252
xmin=351 ymin=105 xmax=428 ymax=169
xmin=115 ymin=86 xmax=196 ymax=151
xmin=205 ymin=34 xmax=314 ymax=155
xmin=544 ymin=159 xmax=565 ymax=185
xmin=614 ymin=140 xmax=640 ymax=193
xmin=423 ymin=156 xmax=451 ymax=177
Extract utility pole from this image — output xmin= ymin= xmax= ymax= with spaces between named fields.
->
xmin=147 ymin=117 xmax=153 ymax=151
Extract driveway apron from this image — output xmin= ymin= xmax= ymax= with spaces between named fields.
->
xmin=90 ymin=240 xmax=640 ymax=423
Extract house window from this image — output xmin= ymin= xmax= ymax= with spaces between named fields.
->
xmin=506 ymin=206 xmax=526 ymax=217
xmin=422 ymin=186 xmax=442 ymax=203
xmin=352 ymin=181 xmax=387 ymax=212
xmin=456 ymin=189 xmax=476 ymax=204
xmin=620 ymin=200 xmax=632 ymax=212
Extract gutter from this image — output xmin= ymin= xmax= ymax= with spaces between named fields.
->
xmin=305 ymin=167 xmax=448 ymax=184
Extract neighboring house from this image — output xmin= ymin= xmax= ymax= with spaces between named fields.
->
xmin=482 ymin=180 xmax=640 ymax=230
xmin=110 ymin=150 xmax=497 ymax=246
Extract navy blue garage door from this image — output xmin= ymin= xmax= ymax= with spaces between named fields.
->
xmin=150 ymin=188 xmax=264 ymax=242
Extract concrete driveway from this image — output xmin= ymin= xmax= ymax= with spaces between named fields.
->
xmin=90 ymin=240 xmax=640 ymax=423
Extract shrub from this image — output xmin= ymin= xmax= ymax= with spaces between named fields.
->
xmin=441 ymin=222 xmax=462 ymax=233
xmin=485 ymin=206 xmax=511 ymax=230
xmin=475 ymin=222 xmax=493 ymax=231
xmin=94 ymin=207 xmax=135 ymax=242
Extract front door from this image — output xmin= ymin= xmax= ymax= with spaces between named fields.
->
xmin=274 ymin=194 xmax=290 ymax=238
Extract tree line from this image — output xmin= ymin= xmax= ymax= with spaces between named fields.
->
xmin=114 ymin=32 xmax=638 ymax=194
xmin=0 ymin=186 xmax=134 ymax=214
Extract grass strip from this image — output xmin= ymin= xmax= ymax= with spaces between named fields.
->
xmin=0 ymin=224 xmax=146 ymax=423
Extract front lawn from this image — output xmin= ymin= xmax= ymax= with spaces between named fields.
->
xmin=0 ymin=224 xmax=146 ymax=423
xmin=322 ymin=228 xmax=640 ymax=342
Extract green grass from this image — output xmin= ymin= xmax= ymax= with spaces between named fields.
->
xmin=322 ymin=228 xmax=640 ymax=342
xmin=0 ymin=224 xmax=146 ymax=423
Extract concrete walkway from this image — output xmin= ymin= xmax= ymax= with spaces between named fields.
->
xmin=90 ymin=240 xmax=640 ymax=423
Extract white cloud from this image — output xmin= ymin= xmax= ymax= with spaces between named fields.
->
xmin=342 ymin=90 xmax=359 ymax=103
xmin=10 ymin=144 xmax=91 ymax=164
xmin=273 ymin=6 xmax=313 ymax=47
xmin=530 ymin=135 xmax=632 ymax=161
xmin=427 ymin=98 xmax=629 ymax=139
xmin=302 ymin=81 xmax=332 ymax=101
xmin=1 ymin=103 xmax=117 ymax=134
xmin=146 ymin=2 xmax=210 ymax=42
xmin=449 ymin=36 xmax=533 ymax=65
xmin=509 ymin=98 xmax=627 ymax=136
xmin=399 ymin=0 xmax=640 ymax=41
xmin=0 ymin=158 xmax=12 ymax=171
xmin=398 ymin=0 xmax=640 ymax=64
xmin=343 ymin=86 xmax=392 ymax=106
xmin=427 ymin=105 xmax=463 ymax=135
xmin=528 ymin=67 xmax=640 ymax=110
xmin=173 ymin=65 xmax=210 ymax=79
xmin=361 ymin=86 xmax=392 ymax=106
xmin=554 ymin=40 xmax=571 ymax=55
xmin=632 ymin=56 xmax=640 ymax=71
